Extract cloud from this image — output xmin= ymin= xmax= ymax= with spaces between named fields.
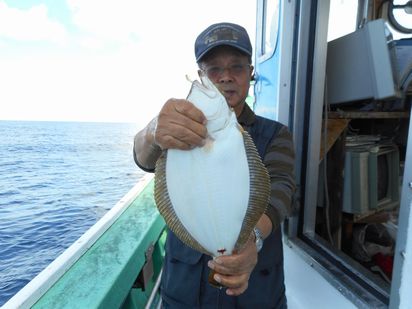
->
xmin=67 ymin=0 xmax=143 ymax=43
xmin=66 ymin=0 xmax=256 ymax=49
xmin=0 ymin=2 xmax=68 ymax=45
xmin=0 ymin=0 xmax=256 ymax=123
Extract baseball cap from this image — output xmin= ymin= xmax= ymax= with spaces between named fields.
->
xmin=194 ymin=22 xmax=252 ymax=62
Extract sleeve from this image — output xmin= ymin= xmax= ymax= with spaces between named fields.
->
xmin=133 ymin=133 xmax=156 ymax=173
xmin=263 ymin=125 xmax=296 ymax=231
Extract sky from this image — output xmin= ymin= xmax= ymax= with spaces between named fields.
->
xmin=0 ymin=0 xmax=410 ymax=125
xmin=0 ymin=0 xmax=256 ymax=125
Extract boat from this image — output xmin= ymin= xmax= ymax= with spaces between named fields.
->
xmin=3 ymin=0 xmax=412 ymax=308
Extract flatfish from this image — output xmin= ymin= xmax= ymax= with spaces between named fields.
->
xmin=154 ymin=76 xmax=270 ymax=257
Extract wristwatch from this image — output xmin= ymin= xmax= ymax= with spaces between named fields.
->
xmin=253 ymin=227 xmax=264 ymax=252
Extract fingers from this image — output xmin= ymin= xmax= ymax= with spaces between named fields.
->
xmin=173 ymin=99 xmax=206 ymax=125
xmin=210 ymin=238 xmax=257 ymax=274
xmin=207 ymin=239 xmax=258 ymax=296
xmin=155 ymin=99 xmax=207 ymax=150
xmin=213 ymin=272 xmax=250 ymax=296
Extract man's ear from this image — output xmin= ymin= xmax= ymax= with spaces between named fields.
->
xmin=197 ymin=69 xmax=203 ymax=78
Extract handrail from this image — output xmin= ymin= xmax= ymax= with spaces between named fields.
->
xmin=144 ymin=267 xmax=163 ymax=309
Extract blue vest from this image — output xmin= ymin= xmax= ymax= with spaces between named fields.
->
xmin=161 ymin=115 xmax=287 ymax=309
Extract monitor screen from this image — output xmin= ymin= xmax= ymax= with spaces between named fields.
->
xmin=377 ymin=154 xmax=389 ymax=201
xmin=342 ymin=143 xmax=400 ymax=215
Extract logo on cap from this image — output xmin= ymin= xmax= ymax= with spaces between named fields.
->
xmin=204 ymin=28 xmax=239 ymax=45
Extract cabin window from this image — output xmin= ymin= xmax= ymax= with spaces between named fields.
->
xmin=257 ymin=0 xmax=280 ymax=59
xmin=327 ymin=0 xmax=358 ymax=41
xmin=383 ymin=0 xmax=412 ymax=39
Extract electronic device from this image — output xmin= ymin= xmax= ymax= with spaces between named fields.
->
xmin=342 ymin=143 xmax=400 ymax=214
xmin=326 ymin=19 xmax=401 ymax=104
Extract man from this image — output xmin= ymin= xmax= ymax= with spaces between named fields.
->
xmin=133 ymin=22 xmax=295 ymax=308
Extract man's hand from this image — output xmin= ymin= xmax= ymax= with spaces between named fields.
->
xmin=155 ymin=99 xmax=207 ymax=150
xmin=207 ymin=235 xmax=258 ymax=296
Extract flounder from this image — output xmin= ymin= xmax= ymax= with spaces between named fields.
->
xmin=154 ymin=76 xmax=270 ymax=257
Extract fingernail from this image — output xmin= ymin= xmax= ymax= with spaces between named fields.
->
xmin=207 ymin=261 xmax=214 ymax=269
xmin=226 ymin=289 xmax=233 ymax=296
xmin=214 ymin=274 xmax=221 ymax=283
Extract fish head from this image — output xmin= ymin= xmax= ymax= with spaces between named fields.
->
xmin=187 ymin=76 xmax=236 ymax=135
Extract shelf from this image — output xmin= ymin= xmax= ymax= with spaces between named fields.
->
xmin=328 ymin=111 xmax=410 ymax=119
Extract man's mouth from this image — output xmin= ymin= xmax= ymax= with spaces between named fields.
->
xmin=222 ymin=90 xmax=236 ymax=97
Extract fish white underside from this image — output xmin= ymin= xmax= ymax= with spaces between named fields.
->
xmin=166 ymin=77 xmax=250 ymax=256
xmin=166 ymin=128 xmax=249 ymax=256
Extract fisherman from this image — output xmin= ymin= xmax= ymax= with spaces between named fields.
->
xmin=133 ymin=22 xmax=295 ymax=308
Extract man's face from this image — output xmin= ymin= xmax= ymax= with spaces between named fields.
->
xmin=198 ymin=46 xmax=253 ymax=116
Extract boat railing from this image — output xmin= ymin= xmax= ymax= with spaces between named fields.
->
xmin=3 ymin=173 xmax=166 ymax=309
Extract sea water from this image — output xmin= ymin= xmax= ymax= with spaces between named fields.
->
xmin=0 ymin=120 xmax=146 ymax=306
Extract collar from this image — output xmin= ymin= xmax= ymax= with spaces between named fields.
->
xmin=237 ymin=103 xmax=256 ymax=127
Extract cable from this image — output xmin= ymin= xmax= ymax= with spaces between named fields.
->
xmin=323 ymin=78 xmax=334 ymax=246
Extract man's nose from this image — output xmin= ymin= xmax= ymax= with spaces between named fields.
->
xmin=218 ymin=67 xmax=234 ymax=82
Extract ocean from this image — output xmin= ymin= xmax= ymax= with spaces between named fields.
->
xmin=0 ymin=120 xmax=146 ymax=306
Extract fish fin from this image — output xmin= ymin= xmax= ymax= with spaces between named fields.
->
xmin=237 ymin=123 xmax=245 ymax=133
xmin=234 ymin=130 xmax=270 ymax=252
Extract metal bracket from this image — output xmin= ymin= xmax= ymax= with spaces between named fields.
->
xmin=133 ymin=243 xmax=155 ymax=291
